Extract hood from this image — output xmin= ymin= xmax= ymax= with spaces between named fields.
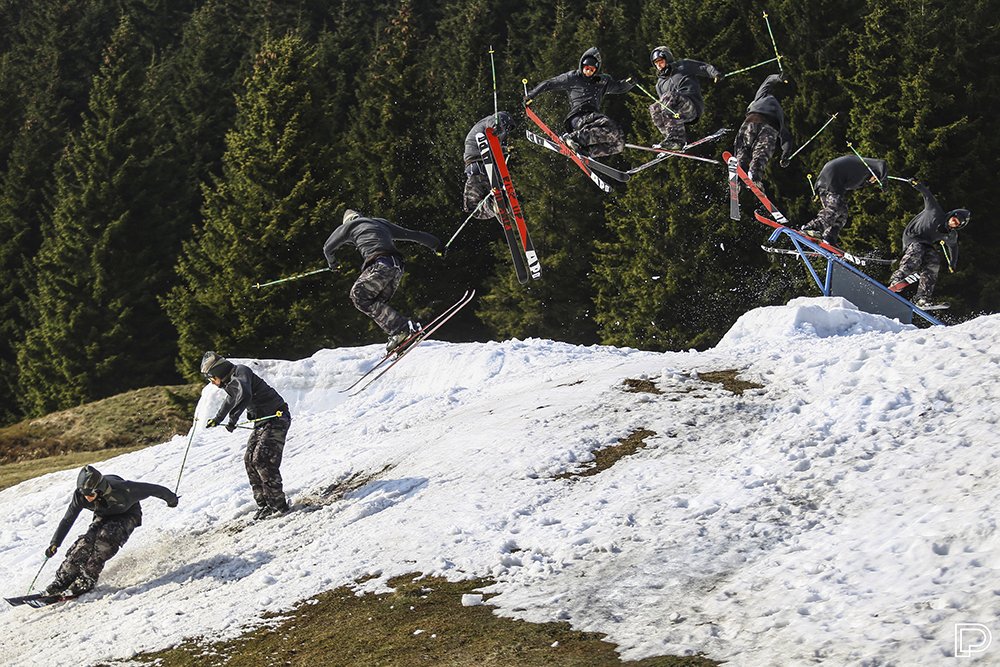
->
xmin=578 ymin=47 xmax=602 ymax=75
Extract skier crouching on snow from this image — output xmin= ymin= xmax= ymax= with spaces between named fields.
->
xmin=323 ymin=209 xmax=444 ymax=354
xmin=202 ymin=351 xmax=292 ymax=519
xmin=734 ymin=73 xmax=794 ymax=188
xmin=801 ymin=154 xmax=888 ymax=245
xmin=525 ymin=47 xmax=635 ymax=158
xmin=44 ymin=465 xmax=178 ymax=597
xmin=648 ymin=45 xmax=721 ymax=150
xmin=463 ymin=111 xmax=516 ymax=219
xmin=887 ymin=180 xmax=970 ymax=309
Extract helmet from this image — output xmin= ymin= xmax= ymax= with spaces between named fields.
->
xmin=200 ymin=351 xmax=235 ymax=381
xmin=495 ymin=111 xmax=517 ymax=140
xmin=579 ymin=47 xmax=602 ymax=74
xmin=77 ymin=465 xmax=110 ymax=497
xmin=342 ymin=209 xmax=361 ymax=224
xmin=650 ymin=46 xmax=674 ymax=67
xmin=947 ymin=208 xmax=971 ymax=229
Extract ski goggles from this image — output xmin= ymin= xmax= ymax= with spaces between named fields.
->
xmin=81 ymin=488 xmax=100 ymax=497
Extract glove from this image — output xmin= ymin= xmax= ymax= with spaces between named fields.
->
xmin=523 ymin=95 xmax=533 ymax=107
xmin=167 ymin=495 xmax=179 ymax=508
xmin=45 ymin=544 xmax=57 ymax=558
xmin=910 ymin=178 xmax=920 ymax=187
xmin=206 ymin=418 xmax=218 ymax=428
xmin=225 ymin=421 xmax=237 ymax=433
xmin=435 ymin=244 xmax=447 ymax=258
xmin=780 ymin=158 xmax=790 ymax=168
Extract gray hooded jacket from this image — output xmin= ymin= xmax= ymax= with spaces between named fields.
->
xmin=526 ymin=47 xmax=635 ymax=125
xmin=654 ymin=58 xmax=721 ymax=119
xmin=813 ymin=155 xmax=888 ymax=195
xmin=901 ymin=181 xmax=962 ymax=266
xmin=324 ymin=216 xmax=442 ymax=269
xmin=464 ymin=112 xmax=515 ymax=164
xmin=51 ymin=476 xmax=177 ymax=547
xmin=212 ymin=364 xmax=287 ymax=426
xmin=744 ymin=74 xmax=793 ymax=157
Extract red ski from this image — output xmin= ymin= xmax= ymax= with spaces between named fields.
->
xmin=524 ymin=105 xmax=611 ymax=192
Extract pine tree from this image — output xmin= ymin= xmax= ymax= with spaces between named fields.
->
xmin=164 ymin=33 xmax=343 ymax=377
xmin=17 ymin=17 xmax=181 ymax=415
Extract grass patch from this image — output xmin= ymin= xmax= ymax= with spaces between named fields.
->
xmin=0 ymin=384 xmax=201 ymax=464
xmin=0 ymin=445 xmax=149 ymax=491
xmin=622 ymin=378 xmax=662 ymax=395
xmin=129 ymin=574 xmax=716 ymax=667
xmin=560 ymin=428 xmax=657 ymax=480
xmin=696 ymin=370 xmax=763 ymax=396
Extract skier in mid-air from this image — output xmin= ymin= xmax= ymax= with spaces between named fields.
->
xmin=323 ymin=209 xmax=443 ymax=353
xmin=648 ymin=45 xmax=722 ymax=150
xmin=734 ymin=72 xmax=794 ymax=188
xmin=463 ymin=111 xmax=516 ymax=219
xmin=887 ymin=180 xmax=970 ymax=309
xmin=525 ymin=47 xmax=635 ymax=157
xmin=44 ymin=465 xmax=178 ymax=597
xmin=801 ymin=154 xmax=888 ymax=245
xmin=202 ymin=351 xmax=292 ymax=519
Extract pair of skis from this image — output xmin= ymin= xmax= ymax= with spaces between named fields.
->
xmin=476 ymin=128 xmax=541 ymax=284
xmin=723 ymin=150 xmax=892 ymax=267
xmin=524 ymin=105 xmax=615 ymax=192
xmin=339 ymin=290 xmax=476 ymax=395
xmin=6 ymin=592 xmax=78 ymax=608
xmin=624 ymin=128 xmax=729 ymax=173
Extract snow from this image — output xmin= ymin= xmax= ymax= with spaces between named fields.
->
xmin=2 ymin=296 xmax=999 ymax=666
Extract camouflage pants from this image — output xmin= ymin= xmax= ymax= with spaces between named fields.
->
xmin=50 ymin=513 xmax=139 ymax=593
xmin=566 ymin=111 xmax=625 ymax=157
xmin=802 ymin=191 xmax=848 ymax=244
xmin=463 ymin=167 xmax=494 ymax=220
xmin=349 ymin=258 xmax=408 ymax=334
xmin=245 ymin=414 xmax=290 ymax=511
xmin=889 ymin=241 xmax=942 ymax=300
xmin=734 ymin=121 xmax=778 ymax=180
xmin=649 ymin=93 xmax=698 ymax=145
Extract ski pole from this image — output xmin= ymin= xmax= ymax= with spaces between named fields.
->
xmin=174 ymin=415 xmax=198 ymax=495
xmin=762 ymin=12 xmax=784 ymax=73
xmin=237 ymin=411 xmax=283 ymax=427
xmin=886 ymin=175 xmax=911 ymax=183
xmin=446 ymin=195 xmax=492 ymax=249
xmin=26 ymin=557 xmax=49 ymax=594
xmin=806 ymin=173 xmax=816 ymax=198
xmin=940 ymin=240 xmax=955 ymax=272
xmin=489 ymin=45 xmax=499 ymax=126
xmin=252 ymin=267 xmax=331 ymax=289
xmin=633 ymin=82 xmax=680 ymax=118
xmin=783 ymin=113 xmax=838 ymax=163
xmin=846 ymin=141 xmax=885 ymax=189
xmin=722 ymin=56 xmax=779 ymax=79
xmin=522 ymin=78 xmax=529 ymax=103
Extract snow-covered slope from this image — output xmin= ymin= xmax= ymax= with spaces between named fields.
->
xmin=1 ymin=297 xmax=998 ymax=666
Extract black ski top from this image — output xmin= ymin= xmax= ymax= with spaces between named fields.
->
xmin=463 ymin=113 xmax=514 ymax=165
xmin=50 ymin=476 xmax=177 ymax=547
xmin=324 ymin=216 xmax=442 ymax=269
xmin=743 ymin=74 xmax=793 ymax=157
xmin=813 ymin=155 xmax=888 ymax=195
xmin=654 ymin=59 xmax=721 ymax=119
xmin=901 ymin=181 xmax=960 ymax=265
xmin=212 ymin=364 xmax=288 ymax=426
xmin=526 ymin=49 xmax=635 ymax=124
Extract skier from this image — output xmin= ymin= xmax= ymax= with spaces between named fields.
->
xmin=44 ymin=465 xmax=178 ymax=597
xmin=734 ymin=73 xmax=794 ymax=188
xmin=887 ymin=180 xmax=971 ymax=309
xmin=524 ymin=47 xmax=635 ymax=157
xmin=324 ymin=209 xmax=444 ymax=353
xmin=463 ymin=111 xmax=516 ymax=219
xmin=648 ymin=45 xmax=722 ymax=150
xmin=202 ymin=351 xmax=292 ymax=519
xmin=801 ymin=154 xmax=888 ymax=245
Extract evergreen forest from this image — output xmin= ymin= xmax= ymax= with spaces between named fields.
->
xmin=1 ymin=0 xmax=997 ymax=425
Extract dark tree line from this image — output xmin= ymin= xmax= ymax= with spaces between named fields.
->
xmin=1 ymin=0 xmax=997 ymax=424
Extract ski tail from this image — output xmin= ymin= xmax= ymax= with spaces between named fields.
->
xmin=485 ymin=128 xmax=542 ymax=280
xmin=727 ymin=154 xmax=740 ymax=221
